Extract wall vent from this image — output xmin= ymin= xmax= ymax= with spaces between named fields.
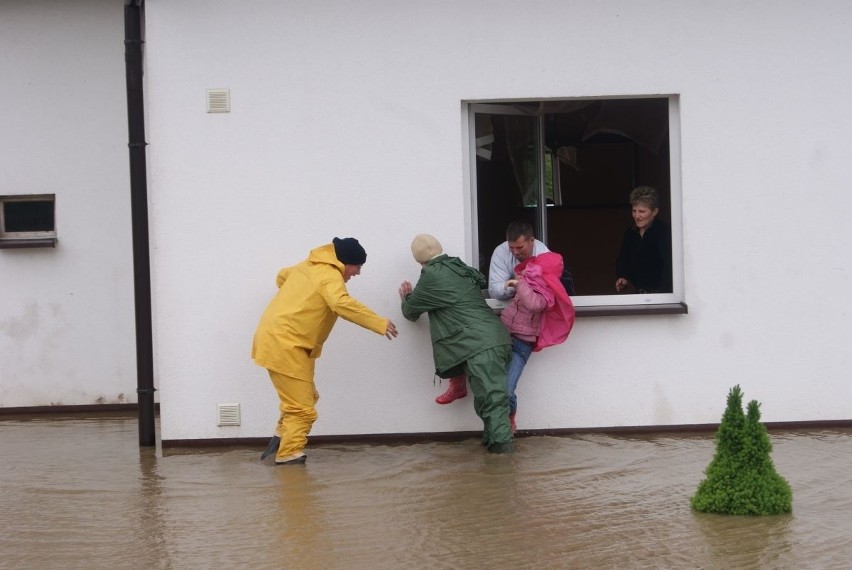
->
xmin=206 ymin=88 xmax=230 ymax=113
xmin=217 ymin=402 xmax=241 ymax=426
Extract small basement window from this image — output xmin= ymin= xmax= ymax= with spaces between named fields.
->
xmin=0 ymin=194 xmax=57 ymax=248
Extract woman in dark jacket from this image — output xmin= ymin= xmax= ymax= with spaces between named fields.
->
xmin=615 ymin=186 xmax=672 ymax=294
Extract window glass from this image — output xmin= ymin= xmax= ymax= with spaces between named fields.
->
xmin=4 ymin=200 xmax=55 ymax=233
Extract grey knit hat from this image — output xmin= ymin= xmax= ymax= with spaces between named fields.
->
xmin=411 ymin=234 xmax=443 ymax=264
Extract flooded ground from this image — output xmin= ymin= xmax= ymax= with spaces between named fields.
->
xmin=1 ymin=414 xmax=851 ymax=569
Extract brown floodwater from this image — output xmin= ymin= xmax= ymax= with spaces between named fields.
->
xmin=1 ymin=414 xmax=851 ymax=569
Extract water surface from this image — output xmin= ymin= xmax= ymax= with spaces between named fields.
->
xmin=1 ymin=416 xmax=851 ymax=569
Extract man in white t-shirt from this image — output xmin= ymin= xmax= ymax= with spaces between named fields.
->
xmin=488 ymin=221 xmax=550 ymax=301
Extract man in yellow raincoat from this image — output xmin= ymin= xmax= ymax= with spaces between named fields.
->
xmin=252 ymin=237 xmax=398 ymax=465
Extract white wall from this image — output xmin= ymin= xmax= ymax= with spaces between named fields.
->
xmin=144 ymin=0 xmax=852 ymax=441
xmin=0 ymin=1 xmax=136 ymax=407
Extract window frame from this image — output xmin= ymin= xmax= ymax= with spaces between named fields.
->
xmin=0 ymin=194 xmax=58 ymax=249
xmin=464 ymin=96 xmax=686 ymax=316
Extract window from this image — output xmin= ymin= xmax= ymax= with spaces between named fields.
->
xmin=467 ymin=96 xmax=685 ymax=315
xmin=0 ymin=194 xmax=57 ymax=248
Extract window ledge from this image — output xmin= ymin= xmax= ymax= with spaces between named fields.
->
xmin=0 ymin=238 xmax=58 ymax=249
xmin=485 ymin=290 xmax=688 ymax=317
xmin=576 ymin=302 xmax=688 ymax=317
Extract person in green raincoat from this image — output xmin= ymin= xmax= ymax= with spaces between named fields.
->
xmin=398 ymin=234 xmax=514 ymax=453
xmin=253 ymin=237 xmax=398 ymax=465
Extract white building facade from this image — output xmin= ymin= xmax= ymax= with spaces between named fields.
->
xmin=1 ymin=1 xmax=136 ymax=408
xmin=4 ymin=1 xmax=851 ymax=444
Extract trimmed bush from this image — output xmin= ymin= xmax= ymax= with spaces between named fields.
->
xmin=691 ymin=385 xmax=792 ymax=515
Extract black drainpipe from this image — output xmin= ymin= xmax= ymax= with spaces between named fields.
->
xmin=124 ymin=0 xmax=156 ymax=446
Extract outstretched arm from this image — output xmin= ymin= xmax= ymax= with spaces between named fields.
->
xmin=318 ymin=270 xmax=393 ymax=337
xmin=400 ymin=270 xmax=451 ymax=322
xmin=488 ymin=248 xmax=515 ymax=300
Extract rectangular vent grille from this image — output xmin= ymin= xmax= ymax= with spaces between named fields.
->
xmin=217 ymin=403 xmax=241 ymax=426
xmin=206 ymin=88 xmax=230 ymax=113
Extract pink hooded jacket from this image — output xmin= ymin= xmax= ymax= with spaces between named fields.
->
xmin=499 ymin=275 xmax=547 ymax=342
xmin=512 ymin=252 xmax=575 ymax=352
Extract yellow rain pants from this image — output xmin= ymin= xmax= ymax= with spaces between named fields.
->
xmin=268 ymin=369 xmax=320 ymax=460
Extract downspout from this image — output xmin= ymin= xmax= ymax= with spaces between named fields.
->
xmin=124 ymin=0 xmax=156 ymax=446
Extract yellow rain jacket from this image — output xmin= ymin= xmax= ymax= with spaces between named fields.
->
xmin=252 ymin=243 xmax=388 ymax=380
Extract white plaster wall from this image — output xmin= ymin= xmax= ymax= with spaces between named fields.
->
xmin=0 ymin=0 xmax=136 ymax=407
xmin=145 ymin=0 xmax=852 ymax=441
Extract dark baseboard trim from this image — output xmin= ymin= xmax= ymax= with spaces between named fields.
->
xmin=0 ymin=403 xmax=159 ymax=417
xmin=161 ymin=419 xmax=852 ymax=449
xmin=162 ymin=431 xmax=483 ymax=450
xmin=2 ymin=405 xmax=848 ymax=445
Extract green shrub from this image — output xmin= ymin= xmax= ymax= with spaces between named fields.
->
xmin=690 ymin=385 xmax=792 ymax=515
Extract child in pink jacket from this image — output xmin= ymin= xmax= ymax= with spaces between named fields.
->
xmin=499 ymin=252 xmax=575 ymax=431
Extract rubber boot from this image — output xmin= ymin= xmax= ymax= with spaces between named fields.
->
xmin=509 ymin=412 xmax=517 ymax=433
xmin=487 ymin=441 xmax=514 ymax=454
xmin=260 ymin=435 xmax=280 ymax=460
xmin=435 ymin=375 xmax=468 ymax=405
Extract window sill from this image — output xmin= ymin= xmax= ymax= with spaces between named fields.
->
xmin=485 ymin=292 xmax=687 ymax=317
xmin=575 ymin=302 xmax=688 ymax=317
xmin=0 ymin=238 xmax=58 ymax=249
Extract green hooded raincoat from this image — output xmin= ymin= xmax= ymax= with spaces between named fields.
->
xmin=401 ymin=254 xmax=510 ymax=376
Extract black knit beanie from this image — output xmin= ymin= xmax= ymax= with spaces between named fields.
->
xmin=332 ymin=237 xmax=367 ymax=265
